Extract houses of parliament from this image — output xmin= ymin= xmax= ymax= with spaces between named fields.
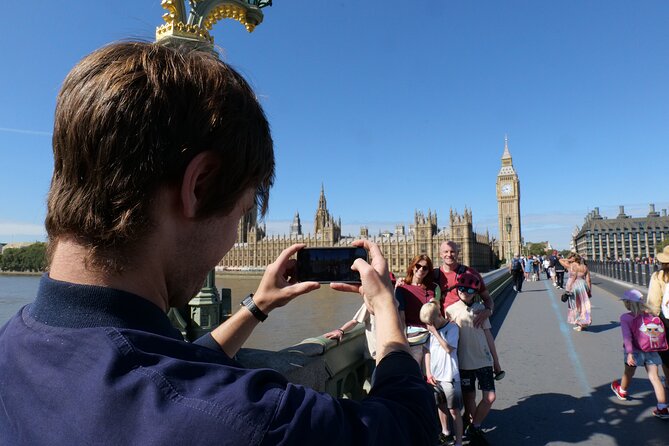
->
xmin=220 ymin=140 xmax=523 ymax=274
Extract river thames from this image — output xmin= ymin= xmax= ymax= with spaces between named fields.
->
xmin=0 ymin=273 xmax=365 ymax=351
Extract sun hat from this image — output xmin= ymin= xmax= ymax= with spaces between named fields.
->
xmin=621 ymin=289 xmax=643 ymax=303
xmin=657 ymin=245 xmax=669 ymax=263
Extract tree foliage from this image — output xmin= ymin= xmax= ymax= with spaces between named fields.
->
xmin=656 ymin=239 xmax=669 ymax=254
xmin=526 ymin=242 xmax=549 ymax=256
xmin=0 ymin=243 xmax=47 ymax=272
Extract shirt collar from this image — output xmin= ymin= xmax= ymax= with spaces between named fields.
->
xmin=28 ymin=273 xmax=183 ymax=340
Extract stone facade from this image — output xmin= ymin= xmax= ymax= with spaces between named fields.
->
xmin=573 ymin=204 xmax=669 ymax=261
xmin=220 ymin=188 xmax=498 ymax=275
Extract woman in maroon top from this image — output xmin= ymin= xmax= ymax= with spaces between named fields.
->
xmin=395 ymin=255 xmax=440 ymax=367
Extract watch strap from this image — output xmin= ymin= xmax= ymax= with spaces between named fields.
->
xmin=241 ymin=293 xmax=268 ymax=322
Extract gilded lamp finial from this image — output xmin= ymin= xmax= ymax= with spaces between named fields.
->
xmin=156 ymin=0 xmax=272 ymax=47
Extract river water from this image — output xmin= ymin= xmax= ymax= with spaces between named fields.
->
xmin=0 ymin=274 xmax=364 ymax=351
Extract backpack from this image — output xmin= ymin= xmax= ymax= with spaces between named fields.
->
xmin=511 ymin=257 xmax=522 ymax=271
xmin=433 ymin=264 xmax=468 ymax=287
xmin=632 ymin=314 xmax=668 ymax=352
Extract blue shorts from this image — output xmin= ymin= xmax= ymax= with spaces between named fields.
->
xmin=625 ymin=350 xmax=662 ymax=367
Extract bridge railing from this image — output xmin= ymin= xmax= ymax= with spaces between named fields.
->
xmin=236 ymin=267 xmax=513 ymax=399
xmin=587 ymin=260 xmax=659 ymax=288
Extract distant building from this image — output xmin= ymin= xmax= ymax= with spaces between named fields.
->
xmin=572 ymin=204 xmax=669 ymax=261
xmin=1 ymin=242 xmax=35 ymax=254
xmin=220 ymin=187 xmax=498 ymax=274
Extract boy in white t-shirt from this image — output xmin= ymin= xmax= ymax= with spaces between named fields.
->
xmin=420 ymin=299 xmax=463 ymax=446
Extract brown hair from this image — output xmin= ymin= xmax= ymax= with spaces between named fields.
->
xmin=45 ymin=41 xmax=274 ymax=272
xmin=404 ymin=254 xmax=434 ymax=287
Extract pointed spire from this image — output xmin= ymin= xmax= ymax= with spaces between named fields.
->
xmin=318 ymin=183 xmax=327 ymax=209
xmin=502 ymin=135 xmax=512 ymax=159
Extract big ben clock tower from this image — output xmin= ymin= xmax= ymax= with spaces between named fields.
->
xmin=496 ymin=136 xmax=521 ymax=262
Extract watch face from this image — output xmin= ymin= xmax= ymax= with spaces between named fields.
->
xmin=501 ymin=183 xmax=512 ymax=195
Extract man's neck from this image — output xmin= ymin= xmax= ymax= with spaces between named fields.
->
xmin=441 ymin=262 xmax=460 ymax=273
xmin=48 ymin=238 xmax=170 ymax=312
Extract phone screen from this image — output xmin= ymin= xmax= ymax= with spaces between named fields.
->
xmin=296 ymin=247 xmax=368 ymax=283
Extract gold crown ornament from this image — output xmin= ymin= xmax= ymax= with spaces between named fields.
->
xmin=156 ymin=0 xmax=272 ymax=47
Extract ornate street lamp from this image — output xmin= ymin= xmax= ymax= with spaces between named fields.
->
xmin=157 ymin=0 xmax=272 ymax=340
xmin=505 ymin=216 xmax=512 ymax=263
xmin=157 ymin=0 xmax=272 ymax=47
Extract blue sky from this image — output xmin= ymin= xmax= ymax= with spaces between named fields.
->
xmin=1 ymin=1 xmax=668 ymax=251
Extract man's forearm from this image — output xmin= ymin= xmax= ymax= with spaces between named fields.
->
xmin=209 ymin=308 xmax=260 ymax=357
xmin=374 ymin=300 xmax=409 ymax=363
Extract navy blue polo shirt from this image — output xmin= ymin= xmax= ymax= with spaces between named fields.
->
xmin=0 ymin=275 xmax=438 ymax=445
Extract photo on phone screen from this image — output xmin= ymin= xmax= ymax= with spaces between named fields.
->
xmin=296 ymin=247 xmax=368 ymax=283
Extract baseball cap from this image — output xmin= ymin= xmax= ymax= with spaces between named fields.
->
xmin=621 ymin=289 xmax=643 ymax=302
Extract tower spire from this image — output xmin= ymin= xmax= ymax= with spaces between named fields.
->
xmin=502 ymin=135 xmax=512 ymax=160
xmin=318 ymin=183 xmax=327 ymax=209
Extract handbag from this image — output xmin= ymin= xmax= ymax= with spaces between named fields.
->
xmin=561 ymin=292 xmax=573 ymax=303
xmin=406 ymin=326 xmax=429 ymax=345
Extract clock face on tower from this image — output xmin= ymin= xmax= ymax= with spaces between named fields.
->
xmin=501 ymin=183 xmax=513 ymax=195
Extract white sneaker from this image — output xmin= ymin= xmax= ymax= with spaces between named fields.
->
xmin=513 ymin=286 xmax=517 ymax=292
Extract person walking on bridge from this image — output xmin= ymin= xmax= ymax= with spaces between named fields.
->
xmin=509 ymin=253 xmax=524 ymax=292
xmin=554 ymin=253 xmax=566 ymax=288
xmin=646 ymin=246 xmax=669 ymax=383
xmin=560 ymin=254 xmax=592 ymax=331
xmin=0 ymin=41 xmax=438 ymax=445
xmin=610 ymin=289 xmax=669 ymax=419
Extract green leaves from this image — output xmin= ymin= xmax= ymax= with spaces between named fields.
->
xmin=0 ymin=242 xmax=47 ymax=272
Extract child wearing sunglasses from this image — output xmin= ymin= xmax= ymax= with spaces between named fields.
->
xmin=445 ymin=272 xmax=501 ymax=441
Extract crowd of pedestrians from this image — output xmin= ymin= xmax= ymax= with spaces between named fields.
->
xmin=508 ymin=245 xmax=669 ymax=422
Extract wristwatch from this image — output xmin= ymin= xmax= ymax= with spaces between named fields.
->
xmin=240 ymin=294 xmax=268 ymax=322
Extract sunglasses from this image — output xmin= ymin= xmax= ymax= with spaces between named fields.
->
xmin=457 ymin=286 xmax=477 ymax=295
xmin=414 ymin=264 xmax=430 ymax=272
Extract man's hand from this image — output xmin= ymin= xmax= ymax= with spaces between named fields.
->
xmin=473 ymin=308 xmax=492 ymax=328
xmin=330 ymin=240 xmax=408 ymax=362
xmin=330 ymin=240 xmax=395 ymax=313
xmin=253 ymin=244 xmax=320 ymax=314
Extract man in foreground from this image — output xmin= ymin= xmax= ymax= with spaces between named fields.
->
xmin=0 ymin=41 xmax=437 ymax=445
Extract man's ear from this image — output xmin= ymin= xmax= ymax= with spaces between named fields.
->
xmin=180 ymin=151 xmax=220 ymax=218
